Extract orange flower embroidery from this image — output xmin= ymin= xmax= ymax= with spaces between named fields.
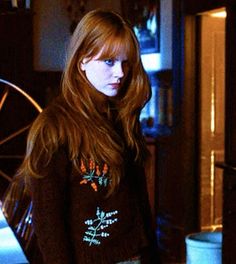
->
xmin=80 ymin=159 xmax=109 ymax=192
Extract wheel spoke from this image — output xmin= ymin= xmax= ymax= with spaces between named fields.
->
xmin=0 ymin=125 xmax=31 ymax=146
xmin=0 ymin=169 xmax=12 ymax=182
xmin=0 ymin=87 xmax=9 ymax=111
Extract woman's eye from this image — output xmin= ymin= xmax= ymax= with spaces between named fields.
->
xmin=104 ymin=59 xmax=115 ymax=66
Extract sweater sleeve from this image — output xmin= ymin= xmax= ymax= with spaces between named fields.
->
xmin=134 ymin=164 xmax=160 ymax=263
xmin=29 ymin=148 xmax=73 ymax=264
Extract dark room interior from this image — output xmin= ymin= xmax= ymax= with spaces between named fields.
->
xmin=0 ymin=0 xmax=236 ymax=263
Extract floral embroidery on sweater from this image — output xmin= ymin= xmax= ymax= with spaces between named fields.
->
xmin=83 ymin=207 xmax=118 ymax=246
xmin=80 ymin=159 xmax=109 ymax=191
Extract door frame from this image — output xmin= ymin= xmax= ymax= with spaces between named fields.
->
xmin=181 ymin=0 xmax=236 ymax=263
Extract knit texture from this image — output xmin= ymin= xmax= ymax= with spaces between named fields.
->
xmin=30 ymin=148 xmax=158 ymax=264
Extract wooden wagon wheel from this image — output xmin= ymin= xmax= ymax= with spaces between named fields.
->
xmin=0 ymin=78 xmax=43 ymax=259
xmin=0 ymin=78 xmax=42 ymax=197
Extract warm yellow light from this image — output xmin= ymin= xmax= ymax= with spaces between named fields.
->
xmin=211 ymin=76 xmax=215 ymax=134
xmin=210 ymin=11 xmax=227 ymax=18
xmin=198 ymin=8 xmax=226 ymax=18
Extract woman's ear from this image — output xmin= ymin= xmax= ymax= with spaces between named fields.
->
xmin=79 ymin=58 xmax=87 ymax=71
xmin=80 ymin=62 xmax=85 ymax=71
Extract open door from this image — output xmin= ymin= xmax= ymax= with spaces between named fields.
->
xmin=183 ymin=1 xmax=236 ymax=262
xmin=220 ymin=2 xmax=236 ymax=263
xmin=198 ymin=9 xmax=225 ymax=232
xmin=198 ymin=4 xmax=236 ymax=262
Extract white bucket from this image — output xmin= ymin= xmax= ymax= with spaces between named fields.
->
xmin=185 ymin=231 xmax=222 ymax=264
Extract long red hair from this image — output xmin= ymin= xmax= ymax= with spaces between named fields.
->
xmin=20 ymin=9 xmax=151 ymax=194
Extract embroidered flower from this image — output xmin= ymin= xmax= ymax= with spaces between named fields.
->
xmin=80 ymin=159 xmax=109 ymax=191
xmin=83 ymin=207 xmax=118 ymax=246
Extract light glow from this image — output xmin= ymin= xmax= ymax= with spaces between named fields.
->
xmin=199 ymin=8 xmax=226 ymax=19
xmin=210 ymin=11 xmax=226 ymax=18
xmin=0 ymin=210 xmax=29 ymax=263
xmin=141 ymin=53 xmax=161 ymax=72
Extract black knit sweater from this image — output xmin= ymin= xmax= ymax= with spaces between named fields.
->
xmin=30 ymin=147 xmax=158 ymax=264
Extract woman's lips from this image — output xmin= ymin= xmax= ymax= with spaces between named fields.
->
xmin=109 ymin=83 xmax=120 ymax=89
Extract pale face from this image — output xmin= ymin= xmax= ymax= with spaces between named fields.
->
xmin=80 ymin=51 xmax=130 ymax=97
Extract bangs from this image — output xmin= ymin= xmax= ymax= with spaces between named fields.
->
xmin=97 ymin=32 xmax=138 ymax=63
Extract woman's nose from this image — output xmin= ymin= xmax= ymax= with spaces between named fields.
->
xmin=113 ymin=62 xmax=124 ymax=79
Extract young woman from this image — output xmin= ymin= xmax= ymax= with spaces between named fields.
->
xmin=20 ymin=9 xmax=158 ymax=264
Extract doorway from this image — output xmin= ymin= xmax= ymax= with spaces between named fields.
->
xmin=198 ymin=8 xmax=226 ymax=231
